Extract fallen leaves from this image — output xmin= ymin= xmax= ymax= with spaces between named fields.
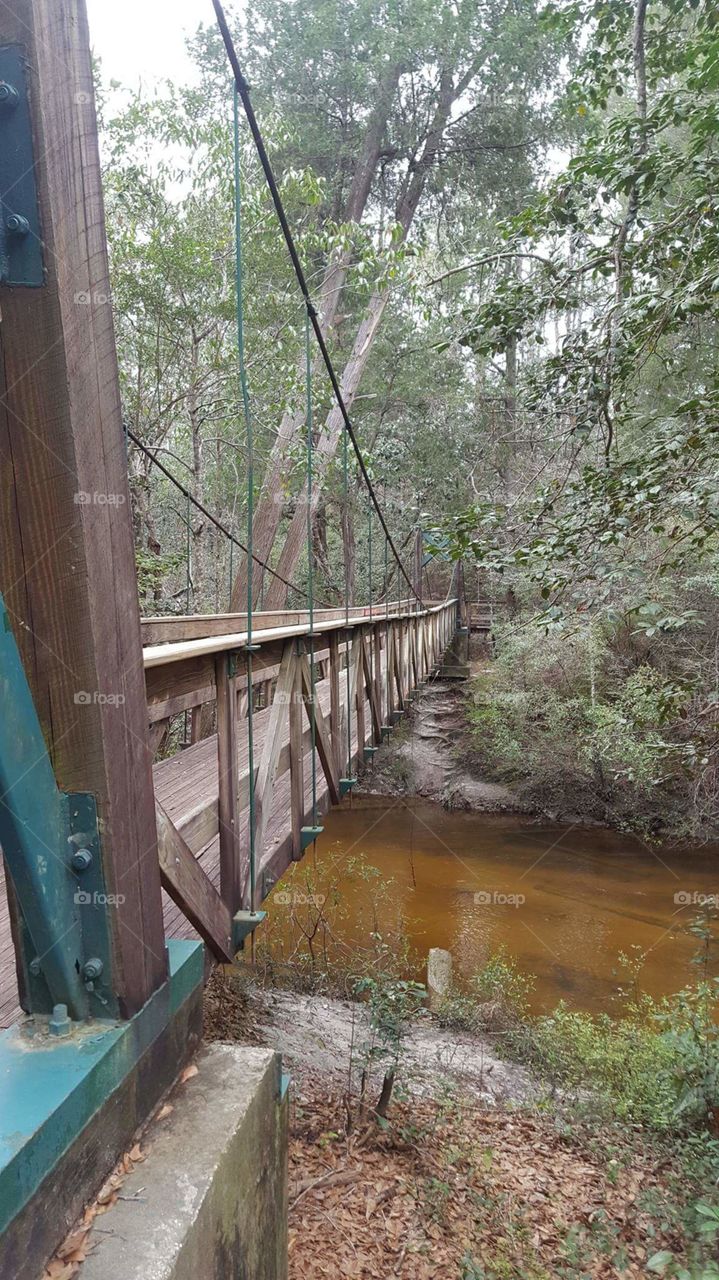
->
xmin=287 ymin=1091 xmax=683 ymax=1280
xmin=41 ymin=1140 xmax=147 ymax=1280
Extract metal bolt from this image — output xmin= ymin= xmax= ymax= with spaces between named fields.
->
xmin=5 ymin=213 xmax=29 ymax=237
xmin=0 ymin=81 xmax=18 ymax=108
xmin=49 ymin=1003 xmax=71 ymax=1037
xmin=28 ymin=957 xmax=41 ymax=977
xmin=71 ymin=847 xmax=93 ymax=872
xmin=82 ymin=957 xmax=103 ymax=982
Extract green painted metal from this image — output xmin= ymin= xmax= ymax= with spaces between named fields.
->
xmin=300 ymin=825 xmax=324 ymax=851
xmin=380 ymin=724 xmax=393 ymax=740
xmin=232 ymin=909 xmax=266 ymax=948
xmin=363 ymin=747 xmax=377 ymax=762
xmin=0 ymin=595 xmax=116 ymax=1019
xmin=0 ymin=939 xmax=203 ymax=1234
xmin=0 ymin=46 xmax=43 ymax=286
xmin=339 ymin=777 xmax=357 ymax=798
xmin=279 ymin=1071 xmax=291 ymax=1103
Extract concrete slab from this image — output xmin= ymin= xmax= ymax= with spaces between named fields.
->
xmin=81 ymin=1044 xmax=288 ymax=1280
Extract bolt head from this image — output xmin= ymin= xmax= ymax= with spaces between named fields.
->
xmin=28 ymin=958 xmax=41 ymax=977
xmin=82 ymin=957 xmax=103 ymax=982
xmin=49 ymin=1003 xmax=71 ymax=1037
xmin=71 ymin=847 xmax=93 ymax=872
xmin=5 ymin=213 xmax=29 ymax=236
xmin=0 ymin=81 xmax=18 ymax=107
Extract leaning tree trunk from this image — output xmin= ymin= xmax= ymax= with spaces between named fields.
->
xmin=262 ymin=68 xmax=461 ymax=608
xmin=230 ymin=61 xmax=403 ymax=611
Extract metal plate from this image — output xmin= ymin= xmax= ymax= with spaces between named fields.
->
xmin=0 ymin=45 xmax=44 ymax=286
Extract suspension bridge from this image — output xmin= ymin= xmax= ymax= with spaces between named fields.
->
xmin=0 ymin=0 xmax=467 ymax=1274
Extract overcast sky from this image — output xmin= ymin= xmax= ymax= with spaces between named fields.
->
xmin=86 ymin=0 xmax=213 ymax=90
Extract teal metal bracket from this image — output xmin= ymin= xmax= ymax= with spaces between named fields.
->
xmin=0 ymin=594 xmax=117 ymax=1020
xmin=339 ymin=776 xmax=357 ymax=797
xmin=363 ymin=746 xmax=377 ymax=762
xmin=0 ymin=46 xmax=44 ymax=286
xmin=300 ymin=825 xmax=323 ymax=851
xmin=232 ymin=909 xmax=266 ymax=949
xmin=0 ymin=940 xmax=203 ymax=1236
xmin=380 ymin=724 xmax=393 ymax=740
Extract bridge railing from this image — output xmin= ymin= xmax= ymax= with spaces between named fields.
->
xmin=144 ymin=599 xmax=458 ymax=961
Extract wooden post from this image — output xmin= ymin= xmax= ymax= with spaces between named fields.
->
xmin=215 ymin=653 xmax=242 ymax=909
xmin=0 ymin=0 xmax=167 ymax=1015
xmin=254 ymin=642 xmax=295 ymax=868
xmin=355 ymin=630 xmax=366 ymax=757
xmin=328 ymin=632 xmax=341 ymax=775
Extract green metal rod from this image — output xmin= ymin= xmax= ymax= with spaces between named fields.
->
xmin=343 ymin=429 xmax=353 ymax=775
xmin=305 ymin=309 xmax=318 ymax=827
xmin=368 ymin=498 xmax=373 ymax=620
xmin=233 ymin=86 xmax=256 ymax=911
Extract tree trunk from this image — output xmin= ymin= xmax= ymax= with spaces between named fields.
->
xmin=263 ymin=69 xmax=459 ymax=608
xmin=231 ymin=61 xmax=403 ymax=611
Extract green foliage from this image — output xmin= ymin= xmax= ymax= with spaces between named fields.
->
xmin=466 ymin=613 xmax=718 ymax=838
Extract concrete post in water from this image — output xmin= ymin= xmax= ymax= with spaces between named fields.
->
xmin=427 ymin=948 xmax=453 ymax=1011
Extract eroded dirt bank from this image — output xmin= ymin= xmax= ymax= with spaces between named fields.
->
xmin=359 ymin=674 xmax=528 ymax=814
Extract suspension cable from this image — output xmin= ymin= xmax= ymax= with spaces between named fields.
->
xmin=126 ymin=428 xmax=322 ymax=608
xmin=211 ymin=0 xmax=421 ymax=605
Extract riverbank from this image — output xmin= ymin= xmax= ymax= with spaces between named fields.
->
xmin=203 ymin=968 xmax=717 ymax=1279
xmin=357 ymin=676 xmax=532 ymax=816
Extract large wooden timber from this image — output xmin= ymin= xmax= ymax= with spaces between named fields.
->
xmin=0 ymin=0 xmax=166 ymax=1016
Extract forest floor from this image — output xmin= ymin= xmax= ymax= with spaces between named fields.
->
xmin=204 ymin=971 xmax=693 ymax=1280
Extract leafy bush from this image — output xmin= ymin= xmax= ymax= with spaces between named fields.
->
xmin=466 ymin=617 xmax=707 ymax=838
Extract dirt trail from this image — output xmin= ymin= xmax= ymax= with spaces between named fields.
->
xmin=361 ymin=675 xmax=527 ymax=813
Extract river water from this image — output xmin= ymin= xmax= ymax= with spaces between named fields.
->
xmin=264 ymin=796 xmax=719 ymax=1014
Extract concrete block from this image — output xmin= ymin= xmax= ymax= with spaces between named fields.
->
xmin=427 ymin=948 xmax=453 ymax=1011
xmin=81 ymin=1044 xmax=288 ymax=1280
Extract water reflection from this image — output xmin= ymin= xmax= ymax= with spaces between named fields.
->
xmin=264 ymin=797 xmax=719 ymax=1013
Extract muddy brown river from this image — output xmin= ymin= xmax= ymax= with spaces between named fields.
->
xmin=264 ymin=796 xmax=719 ymax=1014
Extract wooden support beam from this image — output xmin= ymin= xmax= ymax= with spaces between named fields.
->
xmin=355 ymin=630 xmax=366 ymax=759
xmin=362 ymin=633 xmax=382 ymax=743
xmin=156 ymin=803 xmax=234 ymax=962
xmin=372 ymin=625 xmax=384 ymax=734
xmin=393 ymin=625 xmax=405 ymax=709
xmin=0 ymin=0 xmax=166 ymax=1014
xmin=254 ymin=642 xmax=295 ymax=865
xmin=215 ymin=653 xmax=242 ymax=910
xmin=299 ymin=655 xmax=341 ymax=805
xmin=148 ymin=718 xmax=171 ymax=757
xmin=328 ymin=632 xmax=341 ymax=775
